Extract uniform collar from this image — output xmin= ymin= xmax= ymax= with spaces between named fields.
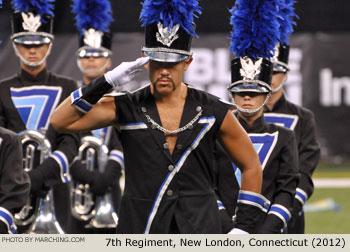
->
xmin=140 ymin=85 xmax=204 ymax=162
xmin=237 ymin=113 xmax=266 ymax=133
xmin=265 ymin=93 xmax=286 ymax=112
xmin=20 ymin=68 xmax=49 ymax=83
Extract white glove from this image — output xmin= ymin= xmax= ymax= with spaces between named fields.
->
xmin=104 ymin=56 xmax=149 ymax=87
xmin=228 ymin=228 xmax=249 ymax=234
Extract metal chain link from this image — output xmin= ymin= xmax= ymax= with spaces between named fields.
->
xmin=144 ymin=110 xmax=202 ymax=135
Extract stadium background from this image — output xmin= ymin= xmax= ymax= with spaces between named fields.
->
xmin=0 ymin=0 xmax=349 ymax=233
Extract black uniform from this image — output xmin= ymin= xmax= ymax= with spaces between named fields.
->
xmin=70 ymin=126 xmax=123 ymax=233
xmin=264 ymin=94 xmax=320 ymax=233
xmin=113 ymin=84 xmax=235 ymax=233
xmin=0 ymin=127 xmax=30 ymax=234
xmin=216 ymin=114 xmax=299 ymax=233
xmin=0 ymin=69 xmax=79 ymax=233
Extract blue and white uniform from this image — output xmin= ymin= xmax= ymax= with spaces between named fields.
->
xmin=215 ymin=114 xmax=299 ymax=233
xmin=264 ymin=94 xmax=320 ymax=233
xmin=0 ymin=69 xmax=80 ymax=233
xmin=114 ymin=84 xmax=231 ymax=233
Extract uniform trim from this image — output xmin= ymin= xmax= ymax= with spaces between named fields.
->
xmin=51 ymin=151 xmax=71 ymax=183
xmin=268 ymin=204 xmax=291 ymax=227
xmin=295 ymin=187 xmax=308 ymax=205
xmin=92 ymin=128 xmax=108 ymax=142
xmin=143 ymin=117 xmax=216 ymax=234
xmin=232 ymin=163 xmax=242 ymax=187
xmin=237 ymin=190 xmax=271 ymax=213
xmin=10 ymin=86 xmax=62 ymax=130
xmin=109 ymin=150 xmax=125 ymax=171
xmin=217 ymin=200 xmax=225 ymax=210
xmin=248 ymin=132 xmax=279 ymax=170
xmin=120 ymin=122 xmax=148 ymax=130
xmin=71 ymin=88 xmax=93 ymax=114
xmin=0 ymin=207 xmax=17 ymax=234
xmin=264 ymin=113 xmax=299 ymax=131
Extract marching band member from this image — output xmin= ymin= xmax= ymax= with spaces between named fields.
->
xmin=217 ymin=67 xmax=299 ymax=233
xmin=0 ymin=0 xmax=31 ymax=232
xmin=215 ymin=0 xmax=298 ymax=234
xmin=264 ymin=0 xmax=321 ymax=233
xmin=0 ymin=0 xmax=79 ymax=233
xmin=69 ymin=0 xmax=123 ymax=234
xmin=51 ymin=0 xmax=265 ymax=233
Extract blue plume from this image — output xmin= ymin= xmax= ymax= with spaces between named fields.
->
xmin=278 ymin=0 xmax=298 ymax=45
xmin=11 ymin=0 xmax=55 ymax=17
xmin=139 ymin=0 xmax=202 ymax=37
xmin=72 ymin=0 xmax=113 ymax=35
xmin=229 ymin=0 xmax=280 ymax=60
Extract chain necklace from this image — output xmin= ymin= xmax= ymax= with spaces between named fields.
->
xmin=144 ymin=109 xmax=202 ymax=135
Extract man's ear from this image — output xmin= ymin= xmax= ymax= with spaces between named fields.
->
xmin=184 ymin=56 xmax=193 ymax=71
xmin=141 ymin=52 xmax=149 ymax=70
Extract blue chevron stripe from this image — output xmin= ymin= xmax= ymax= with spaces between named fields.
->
xmin=11 ymin=86 xmax=62 ymax=130
xmin=249 ymin=132 xmax=279 ymax=170
xmin=233 ymin=132 xmax=278 ymax=187
xmin=264 ymin=113 xmax=299 ymax=130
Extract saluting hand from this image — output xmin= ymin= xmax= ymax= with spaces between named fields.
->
xmin=104 ymin=56 xmax=149 ymax=87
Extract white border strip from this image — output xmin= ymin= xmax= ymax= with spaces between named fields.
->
xmin=109 ymin=150 xmax=125 ymax=171
xmin=143 ymin=117 xmax=216 ymax=234
xmin=268 ymin=204 xmax=291 ymax=227
xmin=264 ymin=113 xmax=299 ymax=131
xmin=217 ymin=200 xmax=226 ymax=210
xmin=248 ymin=132 xmax=279 ymax=170
xmin=237 ymin=190 xmax=271 ymax=213
xmin=11 ymin=85 xmax=62 ymax=129
xmin=120 ymin=123 xmax=148 ymax=130
xmin=51 ymin=150 xmax=71 ymax=183
xmin=0 ymin=207 xmax=16 ymax=234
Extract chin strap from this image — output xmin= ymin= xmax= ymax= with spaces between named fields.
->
xmin=77 ymin=58 xmax=111 ymax=75
xmin=231 ymin=93 xmax=271 ymax=116
xmin=13 ymin=42 xmax=52 ymax=67
xmin=271 ymin=75 xmax=287 ymax=93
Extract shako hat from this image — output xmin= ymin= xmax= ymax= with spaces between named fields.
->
xmin=139 ymin=0 xmax=201 ymax=63
xmin=271 ymin=0 xmax=298 ymax=73
xmin=11 ymin=0 xmax=55 ymax=45
xmin=228 ymin=0 xmax=281 ymax=94
xmin=72 ymin=0 xmax=114 ymax=58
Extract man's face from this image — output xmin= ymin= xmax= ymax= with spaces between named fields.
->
xmin=146 ymin=57 xmax=192 ymax=96
xmin=271 ymin=72 xmax=286 ymax=90
xmin=78 ymin=56 xmax=111 ymax=80
xmin=233 ymin=92 xmax=267 ymax=112
xmin=15 ymin=43 xmax=50 ymax=65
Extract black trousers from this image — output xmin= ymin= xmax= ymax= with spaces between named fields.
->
xmin=288 ymin=212 xmax=305 ymax=234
